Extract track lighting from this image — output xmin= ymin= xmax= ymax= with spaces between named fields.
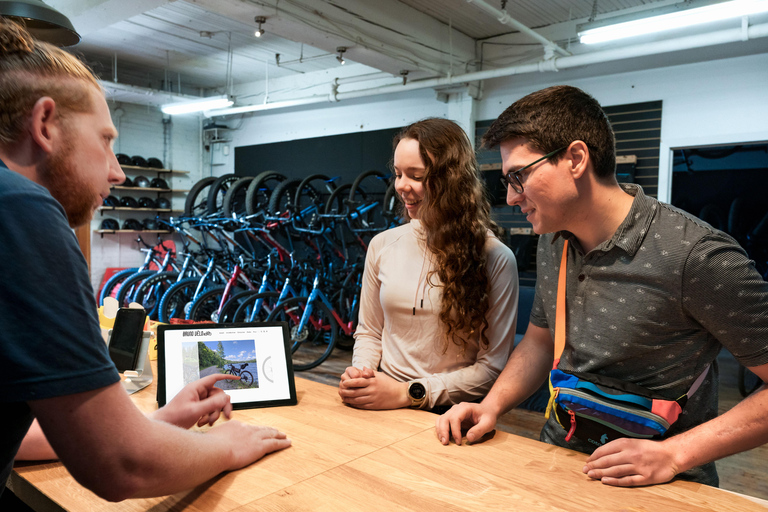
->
xmin=336 ymin=46 xmax=346 ymax=65
xmin=254 ymin=16 xmax=266 ymax=37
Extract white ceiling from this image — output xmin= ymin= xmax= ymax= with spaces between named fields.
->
xmin=43 ymin=0 xmax=768 ymax=109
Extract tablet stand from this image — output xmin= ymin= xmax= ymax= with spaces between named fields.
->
xmin=106 ymin=330 xmax=153 ymax=394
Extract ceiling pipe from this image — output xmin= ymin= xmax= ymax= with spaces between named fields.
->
xmin=205 ymin=20 xmax=768 ymax=117
xmin=466 ymin=0 xmax=571 ymax=57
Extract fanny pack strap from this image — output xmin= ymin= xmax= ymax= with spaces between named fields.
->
xmin=551 ymin=239 xmax=708 ymax=400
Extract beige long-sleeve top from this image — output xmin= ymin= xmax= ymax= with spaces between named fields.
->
xmin=352 ymin=220 xmax=519 ymax=409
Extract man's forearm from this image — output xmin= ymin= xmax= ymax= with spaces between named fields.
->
xmin=666 ymin=384 xmax=768 ymax=473
xmin=482 ymin=329 xmax=552 ymax=417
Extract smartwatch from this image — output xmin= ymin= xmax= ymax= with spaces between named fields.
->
xmin=407 ymin=381 xmax=426 ymax=408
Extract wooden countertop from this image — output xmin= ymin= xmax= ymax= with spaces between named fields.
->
xmin=10 ymin=363 xmax=768 ymax=511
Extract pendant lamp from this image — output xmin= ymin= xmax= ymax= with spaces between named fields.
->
xmin=0 ymin=0 xmax=80 ymax=46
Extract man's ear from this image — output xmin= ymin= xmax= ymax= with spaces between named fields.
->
xmin=566 ymin=140 xmax=590 ymax=180
xmin=28 ymin=97 xmax=59 ymax=154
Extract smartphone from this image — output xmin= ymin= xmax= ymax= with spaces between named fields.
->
xmin=109 ymin=308 xmax=147 ymax=372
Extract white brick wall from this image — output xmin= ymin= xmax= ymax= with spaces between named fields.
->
xmin=89 ymin=102 xmax=202 ymax=292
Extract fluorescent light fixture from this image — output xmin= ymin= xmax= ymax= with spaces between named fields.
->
xmin=161 ymin=95 xmax=233 ymax=115
xmin=578 ymin=0 xmax=768 ymax=44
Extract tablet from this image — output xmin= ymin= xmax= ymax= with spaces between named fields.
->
xmin=157 ymin=322 xmax=297 ymax=409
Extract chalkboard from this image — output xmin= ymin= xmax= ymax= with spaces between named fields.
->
xmin=234 ymin=127 xmax=402 ymax=184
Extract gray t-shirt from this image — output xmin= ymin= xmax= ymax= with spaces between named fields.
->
xmin=531 ymin=184 xmax=768 ymax=486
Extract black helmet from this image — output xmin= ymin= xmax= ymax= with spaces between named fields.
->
xmin=119 ymin=196 xmax=138 ymax=208
xmin=147 ymin=157 xmax=164 ymax=169
xmin=103 ymin=195 xmax=120 ymax=207
xmin=138 ymin=197 xmax=156 ymax=209
xmin=115 ymin=153 xmax=131 ymax=166
xmin=121 ymin=176 xmax=133 ymax=187
xmin=156 ymin=197 xmax=171 ymax=210
xmin=123 ymin=218 xmax=143 ymax=231
xmin=150 ymin=177 xmax=169 ymax=190
xmin=134 ymin=176 xmax=151 ymax=188
xmin=100 ymin=218 xmax=120 ymax=230
xmin=142 ymin=218 xmax=158 ymax=230
xmin=131 ymin=155 xmax=149 ymax=168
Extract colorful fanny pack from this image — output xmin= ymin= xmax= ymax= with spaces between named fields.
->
xmin=544 ymin=240 xmax=709 ymax=447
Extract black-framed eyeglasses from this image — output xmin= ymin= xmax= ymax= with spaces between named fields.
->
xmin=499 ymin=146 xmax=567 ymax=194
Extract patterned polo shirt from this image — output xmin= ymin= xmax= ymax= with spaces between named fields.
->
xmin=531 ymin=183 xmax=768 ymax=485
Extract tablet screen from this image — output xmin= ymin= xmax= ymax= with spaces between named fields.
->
xmin=157 ymin=322 xmax=297 ymax=409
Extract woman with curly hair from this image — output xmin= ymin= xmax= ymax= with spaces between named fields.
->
xmin=338 ymin=117 xmax=519 ymax=411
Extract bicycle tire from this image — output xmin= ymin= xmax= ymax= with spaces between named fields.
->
xmin=185 ymin=177 xmax=216 ymax=217
xmin=131 ymin=271 xmax=180 ymax=320
xmin=245 ymin=171 xmax=287 ymax=216
xmin=232 ymin=291 xmax=281 ymax=323
xmin=267 ymin=179 xmax=301 ymax=218
xmin=347 ymin=170 xmax=391 ymax=233
xmin=207 ymin=173 xmax=240 ymax=216
xmin=239 ymin=370 xmax=255 ymax=387
xmin=382 ymin=181 xmax=401 ymax=226
xmin=738 ymin=365 xmax=763 ymax=397
xmin=293 ymin=174 xmax=334 ymax=232
xmin=266 ymin=296 xmax=338 ymax=371
xmin=99 ymin=267 xmax=139 ymax=305
xmin=115 ymin=270 xmax=157 ymax=307
xmin=158 ymin=277 xmax=204 ymax=323
xmin=324 ymin=183 xmax=353 ymax=215
xmin=218 ymin=289 xmax=260 ymax=323
xmin=186 ymin=286 xmax=227 ymax=322
xmin=222 ymin=176 xmax=254 ymax=218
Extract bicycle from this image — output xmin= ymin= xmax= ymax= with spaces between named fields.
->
xmin=223 ymin=362 xmax=255 ymax=387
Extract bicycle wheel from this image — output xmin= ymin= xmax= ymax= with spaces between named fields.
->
xmin=158 ymin=277 xmax=203 ymax=323
xmin=218 ymin=289 xmax=260 ymax=323
xmin=131 ymin=271 xmax=180 ymax=320
xmin=222 ymin=176 xmax=254 ymax=218
xmin=347 ymin=170 xmax=391 ymax=233
xmin=239 ymin=370 xmax=255 ymax=387
xmin=185 ymin=177 xmax=216 ymax=217
xmin=207 ymin=173 xmax=240 ymax=216
xmin=187 ymin=286 xmax=227 ymax=322
xmin=267 ymin=179 xmax=301 ymax=218
xmin=99 ymin=267 xmax=138 ymax=305
xmin=115 ymin=270 xmax=157 ymax=307
xmin=266 ymin=296 xmax=338 ymax=371
xmin=293 ymin=174 xmax=334 ymax=232
xmin=245 ymin=171 xmax=287 ymax=216
xmin=738 ymin=365 xmax=763 ymax=397
xmin=232 ymin=291 xmax=280 ymax=323
xmin=324 ymin=183 xmax=352 ymax=216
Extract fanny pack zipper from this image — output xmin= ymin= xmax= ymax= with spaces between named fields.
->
xmin=556 ymin=387 xmax=671 ymax=430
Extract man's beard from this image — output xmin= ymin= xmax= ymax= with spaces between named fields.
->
xmin=38 ymin=144 xmax=99 ymax=228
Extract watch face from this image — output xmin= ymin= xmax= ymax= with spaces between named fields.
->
xmin=409 ymin=382 xmax=426 ymax=400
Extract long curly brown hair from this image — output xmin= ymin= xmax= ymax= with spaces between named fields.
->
xmin=393 ymin=118 xmax=498 ymax=353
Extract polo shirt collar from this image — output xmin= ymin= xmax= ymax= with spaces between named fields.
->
xmin=555 ymin=183 xmax=656 ymax=257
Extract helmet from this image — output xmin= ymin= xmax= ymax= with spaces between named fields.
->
xmin=138 ymin=197 xmax=156 ymax=209
xmin=121 ymin=176 xmax=133 ymax=187
xmin=100 ymin=218 xmax=120 ymax=230
xmin=156 ymin=197 xmax=171 ymax=210
xmin=119 ymin=196 xmax=138 ymax=208
xmin=150 ymin=177 xmax=169 ymax=190
xmin=131 ymin=155 xmax=149 ymax=168
xmin=142 ymin=218 xmax=158 ymax=231
xmin=122 ymin=218 xmax=143 ymax=231
xmin=147 ymin=157 xmax=164 ymax=169
xmin=103 ymin=195 xmax=120 ymax=207
xmin=116 ymin=153 xmax=132 ymax=165
xmin=134 ymin=176 xmax=151 ymax=188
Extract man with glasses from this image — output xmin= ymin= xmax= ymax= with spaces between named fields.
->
xmin=436 ymin=85 xmax=768 ymax=488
